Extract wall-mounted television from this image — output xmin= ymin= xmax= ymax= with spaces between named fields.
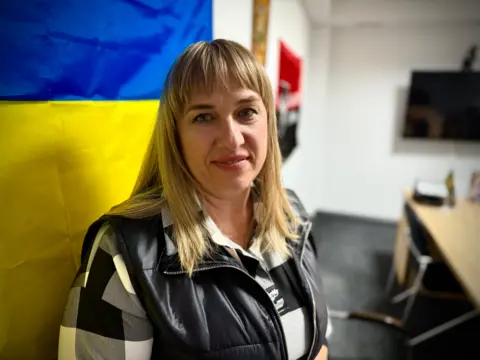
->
xmin=403 ymin=71 xmax=480 ymax=141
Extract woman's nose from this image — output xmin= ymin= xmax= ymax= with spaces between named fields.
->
xmin=217 ymin=117 xmax=245 ymax=149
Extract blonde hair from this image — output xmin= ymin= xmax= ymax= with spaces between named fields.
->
xmin=108 ymin=39 xmax=299 ymax=274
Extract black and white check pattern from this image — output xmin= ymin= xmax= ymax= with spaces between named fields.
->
xmin=58 ymin=224 xmax=153 ymax=359
xmin=59 ymin=199 xmax=312 ymax=359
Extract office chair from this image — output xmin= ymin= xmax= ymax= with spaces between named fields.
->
xmin=329 ymin=202 xmax=476 ymax=351
xmin=384 ymin=203 xmax=474 ymax=346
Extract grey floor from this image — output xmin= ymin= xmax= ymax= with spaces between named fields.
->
xmin=312 ymin=212 xmax=480 ymax=360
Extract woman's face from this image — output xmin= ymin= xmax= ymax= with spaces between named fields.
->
xmin=178 ymin=88 xmax=268 ymax=198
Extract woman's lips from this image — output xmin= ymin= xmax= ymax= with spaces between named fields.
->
xmin=214 ymin=155 xmax=249 ymax=163
xmin=212 ymin=155 xmax=249 ymax=170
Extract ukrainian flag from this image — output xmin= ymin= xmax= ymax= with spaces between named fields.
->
xmin=0 ymin=1 xmax=212 ymax=358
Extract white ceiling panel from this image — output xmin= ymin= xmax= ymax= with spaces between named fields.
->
xmin=301 ymin=0 xmax=480 ymax=27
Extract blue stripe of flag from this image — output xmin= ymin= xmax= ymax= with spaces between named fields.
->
xmin=0 ymin=0 xmax=213 ymax=101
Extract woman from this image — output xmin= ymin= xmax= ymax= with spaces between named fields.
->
xmin=58 ymin=39 xmax=329 ymax=360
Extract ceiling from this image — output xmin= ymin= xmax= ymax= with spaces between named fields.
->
xmin=301 ymin=0 xmax=480 ymax=27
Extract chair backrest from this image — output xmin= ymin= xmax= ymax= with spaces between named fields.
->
xmin=404 ymin=203 xmax=431 ymax=256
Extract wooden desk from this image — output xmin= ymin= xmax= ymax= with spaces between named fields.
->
xmin=394 ymin=191 xmax=480 ymax=308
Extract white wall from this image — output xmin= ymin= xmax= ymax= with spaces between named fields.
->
xmin=213 ymin=0 xmax=253 ymax=49
xmin=314 ymin=23 xmax=480 ymax=221
xmin=214 ymin=0 xmax=313 ymax=211
xmin=295 ymin=27 xmax=332 ymax=214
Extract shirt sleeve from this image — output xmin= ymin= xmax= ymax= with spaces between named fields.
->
xmin=58 ymin=224 xmax=153 ymax=360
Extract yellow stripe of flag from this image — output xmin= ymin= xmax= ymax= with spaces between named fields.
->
xmin=0 ymin=101 xmax=157 ymax=359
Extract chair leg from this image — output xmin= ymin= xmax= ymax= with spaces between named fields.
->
xmin=385 ymin=254 xmax=413 ymax=305
xmin=402 ymin=289 xmax=419 ymax=326
xmin=328 ymin=309 xmax=404 ymax=331
xmin=402 ymin=262 xmax=427 ymax=325
xmin=392 ymin=288 xmax=416 ymax=304
xmin=409 ymin=309 xmax=479 ymax=346
xmin=385 ymin=258 xmax=397 ymax=296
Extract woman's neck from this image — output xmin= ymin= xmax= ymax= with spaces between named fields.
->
xmin=202 ymin=189 xmax=253 ymax=249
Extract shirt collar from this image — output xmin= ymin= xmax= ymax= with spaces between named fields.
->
xmin=162 ymin=187 xmax=263 ymax=256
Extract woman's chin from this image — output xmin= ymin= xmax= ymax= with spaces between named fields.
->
xmin=206 ymin=178 xmax=256 ymax=198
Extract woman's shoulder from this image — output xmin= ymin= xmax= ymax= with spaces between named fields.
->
xmin=81 ymin=207 xmax=170 ymax=268
xmin=82 ymin=222 xmax=136 ymax=279
xmin=94 ymin=205 xmax=175 ymax=262
xmin=284 ymin=188 xmax=310 ymax=222
xmin=60 ymin=221 xmax=152 ymax=359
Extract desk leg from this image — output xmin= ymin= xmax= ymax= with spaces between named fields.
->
xmin=394 ymin=212 xmax=409 ymax=284
xmin=408 ymin=309 xmax=479 ymax=346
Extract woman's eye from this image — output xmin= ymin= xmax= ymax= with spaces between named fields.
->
xmin=193 ymin=113 xmax=213 ymax=123
xmin=238 ymin=108 xmax=257 ymax=120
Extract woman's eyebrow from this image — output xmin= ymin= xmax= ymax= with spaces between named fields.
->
xmin=185 ymin=103 xmax=214 ymax=113
xmin=237 ymin=95 xmax=260 ymax=105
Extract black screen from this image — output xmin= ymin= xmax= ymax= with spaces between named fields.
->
xmin=403 ymin=71 xmax=480 ymax=141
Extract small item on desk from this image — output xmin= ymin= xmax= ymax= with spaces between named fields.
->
xmin=444 ymin=170 xmax=456 ymax=207
xmin=413 ymin=180 xmax=447 ymax=206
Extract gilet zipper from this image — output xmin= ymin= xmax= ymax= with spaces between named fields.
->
xmin=299 ymin=222 xmax=318 ymax=360
xmin=164 ymin=264 xmax=289 ymax=360
xmin=304 ymin=275 xmax=317 ymax=360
